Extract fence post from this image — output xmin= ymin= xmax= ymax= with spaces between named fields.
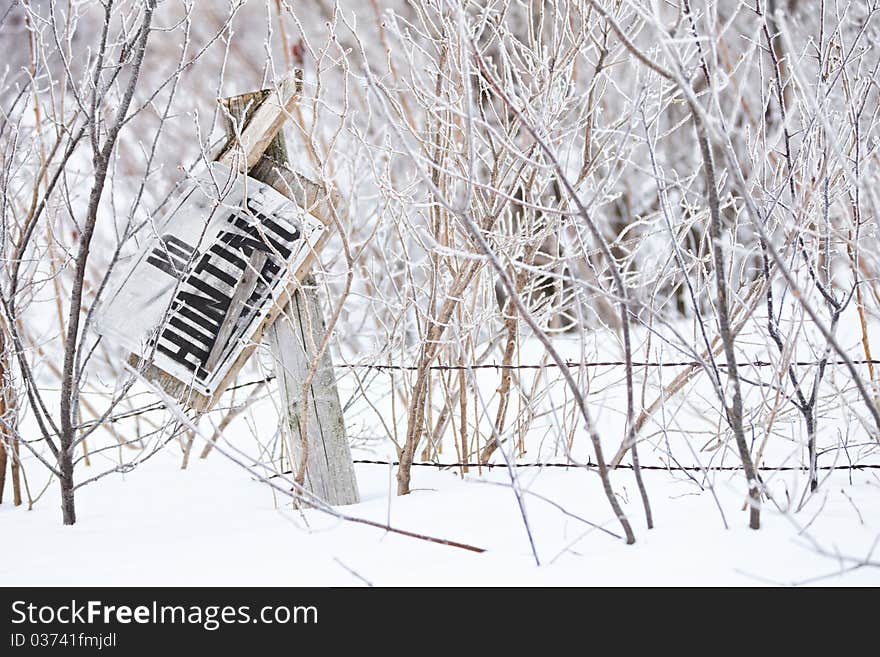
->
xmin=221 ymin=80 xmax=359 ymax=506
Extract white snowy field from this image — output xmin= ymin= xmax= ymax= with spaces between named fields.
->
xmin=2 ymin=443 xmax=879 ymax=587
xmin=4 ymin=324 xmax=880 ymax=587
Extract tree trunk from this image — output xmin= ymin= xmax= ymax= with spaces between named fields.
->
xmin=0 ymin=325 xmax=19 ymax=506
xmin=0 ymin=327 xmax=7 ymax=503
xmin=806 ymin=413 xmax=818 ymax=492
xmin=10 ymin=435 xmax=21 ymax=506
xmin=0 ymin=433 xmax=6 ymax=505
xmin=60 ymin=445 xmax=76 ymax=525
xmin=696 ymin=119 xmax=760 ymax=530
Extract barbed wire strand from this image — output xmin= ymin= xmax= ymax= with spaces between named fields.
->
xmin=314 ymin=460 xmax=880 ymax=471
xmin=77 ymin=356 xmax=880 ymax=431
xmin=338 ymin=358 xmax=880 ymax=371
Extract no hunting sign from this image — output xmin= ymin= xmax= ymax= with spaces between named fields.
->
xmin=98 ymin=162 xmax=325 ymax=401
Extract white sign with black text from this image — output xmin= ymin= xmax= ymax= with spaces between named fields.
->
xmin=98 ymin=162 xmax=325 ymax=396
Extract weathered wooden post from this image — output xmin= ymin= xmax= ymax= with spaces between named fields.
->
xmin=99 ymin=71 xmax=358 ymax=505
xmin=221 ymin=83 xmax=359 ymax=506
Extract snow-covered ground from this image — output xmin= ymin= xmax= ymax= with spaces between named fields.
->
xmin=3 ymin=443 xmax=879 ymax=586
xmin=5 ymin=328 xmax=880 ymax=587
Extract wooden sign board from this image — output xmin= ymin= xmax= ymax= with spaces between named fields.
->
xmin=98 ymin=162 xmax=326 ymax=404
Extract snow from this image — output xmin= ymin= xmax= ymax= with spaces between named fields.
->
xmin=3 ymin=444 xmax=879 ymax=586
xmin=4 ymin=323 xmax=879 ymax=587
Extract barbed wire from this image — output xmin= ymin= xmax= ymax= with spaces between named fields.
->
xmin=76 ymin=355 xmax=880 ymax=430
xmin=335 ymin=358 xmax=880 ymax=372
xmin=325 ymin=460 xmax=880 ymax=472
